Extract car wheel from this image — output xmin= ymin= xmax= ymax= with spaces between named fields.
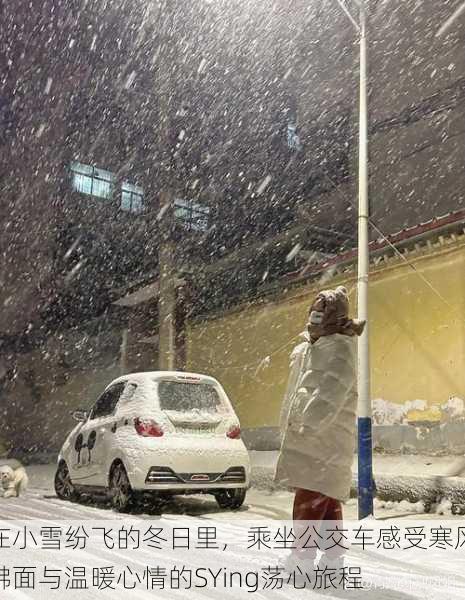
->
xmin=109 ymin=463 xmax=134 ymax=513
xmin=215 ymin=488 xmax=246 ymax=510
xmin=54 ymin=462 xmax=79 ymax=502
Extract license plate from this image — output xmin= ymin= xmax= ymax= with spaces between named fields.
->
xmin=176 ymin=426 xmax=216 ymax=435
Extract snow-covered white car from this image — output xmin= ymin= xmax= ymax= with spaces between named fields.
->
xmin=54 ymin=371 xmax=250 ymax=511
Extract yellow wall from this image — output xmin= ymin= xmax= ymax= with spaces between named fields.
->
xmin=187 ymin=239 xmax=465 ymax=428
xmin=369 ymin=243 xmax=465 ymax=406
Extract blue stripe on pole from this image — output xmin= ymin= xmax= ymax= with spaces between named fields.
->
xmin=358 ymin=416 xmax=374 ymax=519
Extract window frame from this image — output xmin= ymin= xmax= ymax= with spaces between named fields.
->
xmin=174 ymin=198 xmax=210 ymax=232
xmin=121 ymin=182 xmax=144 ymax=214
xmin=286 ymin=122 xmax=302 ymax=151
xmin=70 ymin=161 xmax=116 ymax=200
xmin=89 ymin=382 xmax=126 ymax=420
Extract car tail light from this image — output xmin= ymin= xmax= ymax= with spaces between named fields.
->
xmin=134 ymin=417 xmax=164 ymax=437
xmin=227 ymin=425 xmax=241 ymax=439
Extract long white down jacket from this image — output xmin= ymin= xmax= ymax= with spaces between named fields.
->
xmin=275 ymin=333 xmax=357 ymax=501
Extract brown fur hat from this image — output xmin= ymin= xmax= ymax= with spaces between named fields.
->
xmin=308 ymin=286 xmax=366 ymax=343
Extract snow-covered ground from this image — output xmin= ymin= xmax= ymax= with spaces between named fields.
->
xmin=1 ymin=460 xmax=465 ymax=599
xmin=0 ymin=476 xmax=451 ymax=522
xmin=1 ymin=488 xmax=464 ymax=599
xmin=4 ymin=454 xmax=465 ymax=521
xmin=1 ymin=460 xmax=464 ymax=523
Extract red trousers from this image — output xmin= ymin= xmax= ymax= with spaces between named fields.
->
xmin=292 ymin=488 xmax=344 ymax=559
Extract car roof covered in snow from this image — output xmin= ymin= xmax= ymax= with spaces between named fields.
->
xmin=106 ymin=371 xmax=220 ymax=388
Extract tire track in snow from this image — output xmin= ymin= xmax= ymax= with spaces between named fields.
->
xmin=2 ymin=494 xmax=124 ymax=520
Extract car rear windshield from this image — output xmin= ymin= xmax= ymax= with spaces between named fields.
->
xmin=158 ymin=381 xmax=225 ymax=413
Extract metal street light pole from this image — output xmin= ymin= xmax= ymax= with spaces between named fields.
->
xmin=356 ymin=3 xmax=374 ymax=520
xmin=334 ymin=0 xmax=373 ymax=518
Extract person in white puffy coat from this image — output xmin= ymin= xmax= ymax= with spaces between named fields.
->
xmin=275 ymin=286 xmax=365 ymax=569
xmin=279 ymin=329 xmax=310 ymax=435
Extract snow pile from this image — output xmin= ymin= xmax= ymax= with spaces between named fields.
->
xmin=374 ymin=497 xmax=455 ymax=516
xmin=435 ymin=498 xmax=453 ymax=516
xmin=405 ymin=401 xmax=441 ymax=424
xmin=373 ymin=398 xmax=405 ymax=425
xmin=374 ymin=498 xmax=425 ymax=514
xmin=441 ymin=396 xmax=465 ymax=422
xmin=404 ymin=399 xmax=428 ymax=413
xmin=373 ymin=397 xmax=465 ymax=425
xmin=373 ymin=398 xmax=428 ymax=425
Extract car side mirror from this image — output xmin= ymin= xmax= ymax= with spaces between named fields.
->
xmin=71 ymin=409 xmax=88 ymax=422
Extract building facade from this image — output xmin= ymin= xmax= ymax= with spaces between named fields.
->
xmin=187 ymin=211 xmax=465 ymax=450
xmin=2 ymin=1 xmax=465 ymax=455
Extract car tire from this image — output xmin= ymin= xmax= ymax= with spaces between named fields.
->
xmin=215 ymin=488 xmax=246 ymax=510
xmin=109 ymin=462 xmax=134 ymax=513
xmin=54 ymin=462 xmax=79 ymax=502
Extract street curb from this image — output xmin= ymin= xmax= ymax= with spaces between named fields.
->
xmin=251 ymin=465 xmax=465 ymax=508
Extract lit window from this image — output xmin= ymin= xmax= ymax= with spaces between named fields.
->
xmin=174 ymin=198 xmax=210 ymax=232
xmin=71 ymin=162 xmax=115 ymax=199
xmin=121 ymin=182 xmax=144 ymax=214
xmin=287 ymin=122 xmax=302 ymax=151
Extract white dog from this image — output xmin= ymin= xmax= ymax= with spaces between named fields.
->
xmin=0 ymin=464 xmax=28 ymax=498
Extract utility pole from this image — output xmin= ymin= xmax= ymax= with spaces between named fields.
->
xmin=334 ymin=0 xmax=373 ymax=518
xmin=158 ymin=221 xmax=176 ymax=371
xmin=156 ymin=3 xmax=177 ymax=372
xmin=356 ymin=2 xmax=374 ymax=519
